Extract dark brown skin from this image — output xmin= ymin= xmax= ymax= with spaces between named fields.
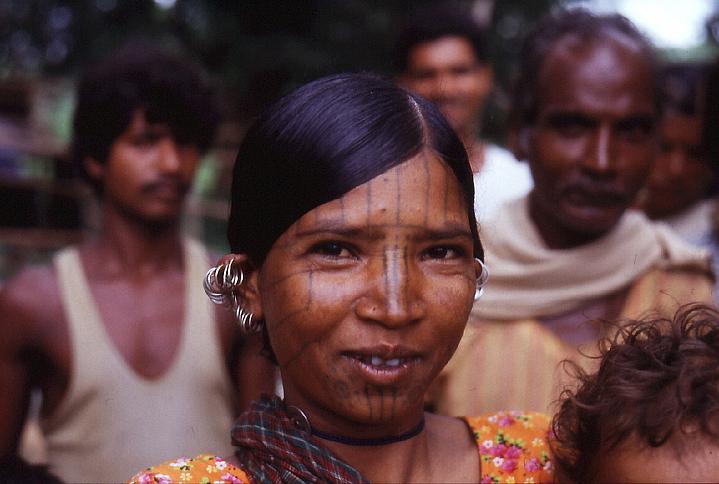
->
xmin=518 ymin=37 xmax=658 ymax=249
xmin=0 ymin=110 xmax=275 ymax=461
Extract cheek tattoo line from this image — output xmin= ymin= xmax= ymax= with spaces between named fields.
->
xmin=379 ymin=387 xmax=385 ymax=422
xmin=365 ymin=384 xmax=374 ymax=421
xmin=261 ymin=266 xmax=317 ymax=292
xmin=329 ymin=365 xmax=351 ymax=399
xmin=275 ymin=270 xmax=314 ymax=346
xmin=391 ymin=386 xmax=397 ymax=420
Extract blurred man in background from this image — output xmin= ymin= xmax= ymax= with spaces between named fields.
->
xmin=395 ymin=4 xmax=532 ymax=222
xmin=431 ymin=9 xmax=714 ymax=417
xmin=0 ymin=43 xmax=273 ymax=482
xmin=639 ymin=62 xmax=716 ymax=241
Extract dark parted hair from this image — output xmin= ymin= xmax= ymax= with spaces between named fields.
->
xmin=393 ymin=4 xmax=488 ymax=73
xmin=72 ymin=41 xmax=220 ymax=189
xmin=551 ymin=304 xmax=719 ymax=482
xmin=227 ymin=72 xmax=483 ymax=268
xmin=511 ymin=8 xmax=658 ymax=129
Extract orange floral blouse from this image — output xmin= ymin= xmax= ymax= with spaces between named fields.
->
xmin=129 ymin=411 xmax=553 ymax=483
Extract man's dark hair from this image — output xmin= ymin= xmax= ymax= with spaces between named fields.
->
xmin=660 ymin=62 xmax=708 ymax=117
xmin=551 ymin=304 xmax=719 ymax=482
xmin=511 ymin=8 xmax=658 ymax=129
xmin=393 ymin=4 xmax=488 ymax=73
xmin=72 ymin=40 xmax=220 ymax=190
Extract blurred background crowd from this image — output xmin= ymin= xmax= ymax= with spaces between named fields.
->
xmin=4 ymin=0 xmax=719 ymax=481
xmin=3 ymin=0 xmax=719 ymax=278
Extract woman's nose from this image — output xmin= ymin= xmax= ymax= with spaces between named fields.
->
xmin=354 ymin=249 xmax=425 ymax=328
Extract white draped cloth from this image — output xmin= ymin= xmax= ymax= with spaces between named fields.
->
xmin=474 ymin=196 xmax=713 ymax=320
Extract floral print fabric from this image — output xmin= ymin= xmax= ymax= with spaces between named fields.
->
xmin=130 ymin=412 xmax=553 ymax=483
xmin=130 ymin=455 xmax=249 ymax=484
xmin=466 ymin=411 xmax=553 ymax=483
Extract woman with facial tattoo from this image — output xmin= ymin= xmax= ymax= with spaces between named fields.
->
xmin=130 ymin=73 xmax=553 ymax=483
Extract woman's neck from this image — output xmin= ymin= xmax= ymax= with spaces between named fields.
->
xmin=323 ymin=413 xmax=479 ymax=483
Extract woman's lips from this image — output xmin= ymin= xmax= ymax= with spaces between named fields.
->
xmin=341 ymin=351 xmax=421 ymax=386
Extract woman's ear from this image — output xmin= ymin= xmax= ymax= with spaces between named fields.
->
xmin=216 ymin=253 xmax=263 ymax=322
xmin=239 ymin=267 xmax=263 ymax=322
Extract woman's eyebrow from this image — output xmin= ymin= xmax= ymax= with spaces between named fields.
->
xmin=294 ymin=221 xmax=472 ymax=241
xmin=417 ymin=226 xmax=473 ymax=241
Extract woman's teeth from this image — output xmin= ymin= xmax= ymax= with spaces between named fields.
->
xmin=370 ymin=356 xmax=401 ymax=366
xmin=357 ymin=355 xmax=403 ymax=367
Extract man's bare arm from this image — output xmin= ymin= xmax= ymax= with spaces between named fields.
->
xmin=0 ymin=268 xmax=46 ymax=459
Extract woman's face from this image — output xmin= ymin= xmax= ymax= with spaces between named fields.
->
xmin=256 ymin=150 xmax=477 ymax=435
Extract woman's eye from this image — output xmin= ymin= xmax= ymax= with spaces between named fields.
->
xmin=425 ymin=246 xmax=462 ymax=260
xmin=310 ymin=242 xmax=353 ymax=259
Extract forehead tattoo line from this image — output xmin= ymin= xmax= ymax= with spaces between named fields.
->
xmin=366 ymin=174 xmax=373 ymax=228
xmin=402 ymin=244 xmax=409 ymax=307
xmin=396 ymin=162 xmax=402 ymax=226
xmin=443 ymin=167 xmax=450 ymax=221
xmin=422 ymin=151 xmax=431 ymax=227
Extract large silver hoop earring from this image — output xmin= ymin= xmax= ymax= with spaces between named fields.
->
xmin=235 ymin=304 xmax=262 ymax=334
xmin=204 ymin=260 xmax=262 ymax=334
xmin=474 ymin=258 xmax=490 ymax=301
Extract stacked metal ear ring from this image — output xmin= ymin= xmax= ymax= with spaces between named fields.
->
xmin=474 ymin=258 xmax=490 ymax=301
xmin=203 ymin=260 xmax=262 ymax=334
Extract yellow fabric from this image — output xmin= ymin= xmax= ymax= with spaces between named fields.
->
xmin=44 ymin=239 xmax=235 ymax=483
xmin=475 ymin=197 xmax=712 ymax=319
xmin=433 ymin=268 xmax=715 ymax=416
xmin=433 ymin=319 xmax=573 ymax=416
xmin=129 ymin=412 xmax=554 ymax=483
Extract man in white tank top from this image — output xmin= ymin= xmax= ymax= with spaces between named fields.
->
xmin=0 ymin=43 xmax=274 ymax=483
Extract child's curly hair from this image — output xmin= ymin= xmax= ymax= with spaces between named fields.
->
xmin=551 ymin=303 xmax=719 ymax=482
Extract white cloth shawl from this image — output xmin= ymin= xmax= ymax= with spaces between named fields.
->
xmin=474 ymin=196 xmax=712 ymax=320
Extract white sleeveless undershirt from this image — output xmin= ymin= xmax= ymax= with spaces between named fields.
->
xmin=43 ymin=239 xmax=235 ymax=483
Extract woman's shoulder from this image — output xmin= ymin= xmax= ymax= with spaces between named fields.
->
xmin=465 ymin=411 xmax=554 ymax=483
xmin=128 ymin=455 xmax=249 ymax=484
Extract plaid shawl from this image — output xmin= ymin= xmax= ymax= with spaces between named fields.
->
xmin=231 ymin=396 xmax=370 ymax=483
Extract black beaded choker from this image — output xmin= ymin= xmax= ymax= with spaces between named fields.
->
xmin=310 ymin=417 xmax=426 ymax=446
xmin=286 ymin=403 xmax=426 ymax=446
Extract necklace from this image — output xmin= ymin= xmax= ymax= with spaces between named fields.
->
xmin=286 ymin=404 xmax=426 ymax=446
xmin=312 ymin=417 xmax=426 ymax=446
